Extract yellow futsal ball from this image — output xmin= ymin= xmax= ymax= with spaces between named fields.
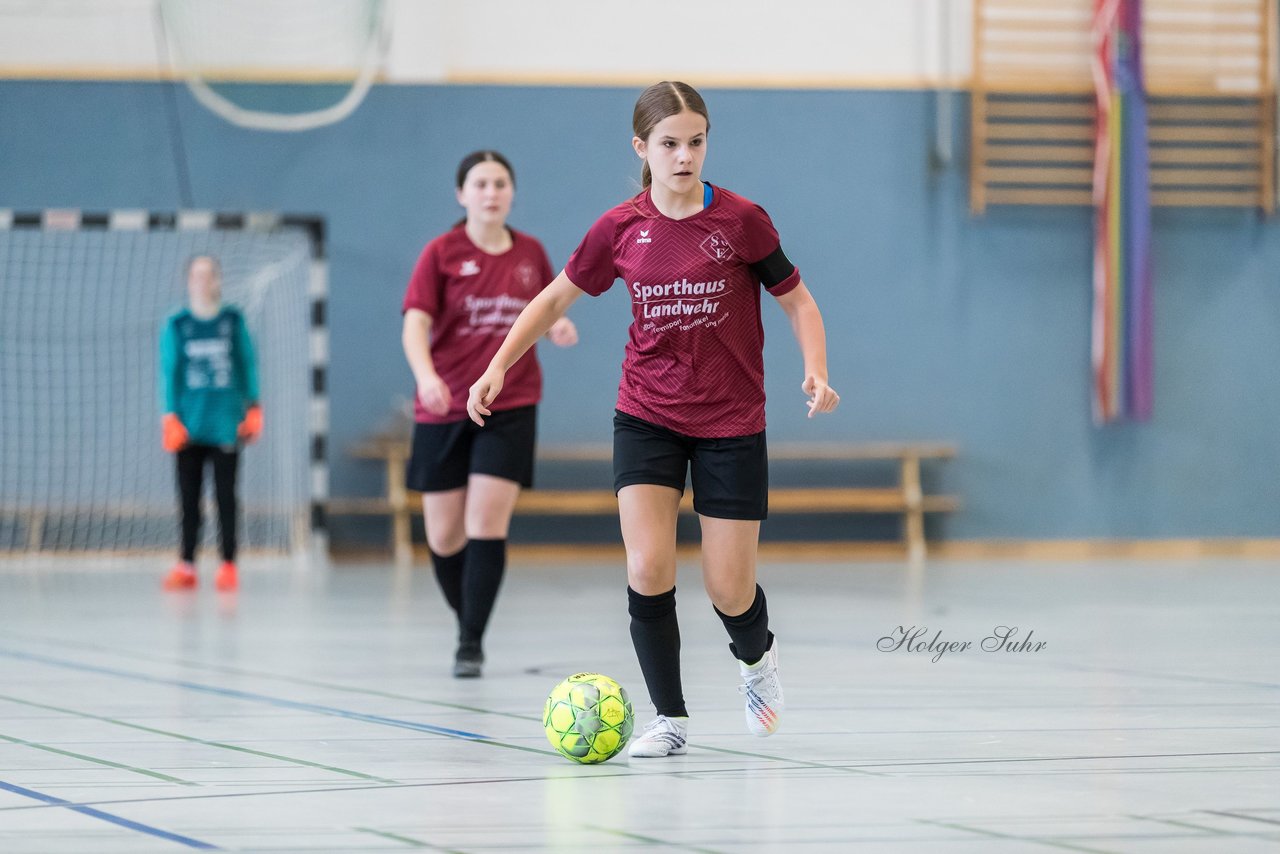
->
xmin=543 ymin=672 xmax=634 ymax=764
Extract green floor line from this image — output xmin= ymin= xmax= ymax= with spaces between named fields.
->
xmin=698 ymin=743 xmax=886 ymax=776
xmin=916 ymin=819 xmax=1118 ymax=854
xmin=0 ymin=630 xmax=532 ymax=721
xmin=1 ymin=631 xmax=900 ymax=776
xmin=0 ymin=693 xmax=397 ymax=784
xmin=0 ymin=732 xmax=195 ymax=786
xmin=353 ymin=826 xmax=467 ymax=852
xmin=1128 ymin=814 xmax=1228 ymax=835
xmin=584 ymin=822 xmax=726 ymax=854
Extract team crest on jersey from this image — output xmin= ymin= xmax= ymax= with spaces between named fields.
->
xmin=460 ymin=259 xmax=481 ymax=276
xmin=515 ymin=261 xmax=539 ymax=292
xmin=701 ymin=231 xmax=735 ymax=262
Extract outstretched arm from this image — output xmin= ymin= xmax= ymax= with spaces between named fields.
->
xmin=468 ymin=273 xmax=583 ymax=424
xmin=775 ymin=280 xmax=840 ymax=418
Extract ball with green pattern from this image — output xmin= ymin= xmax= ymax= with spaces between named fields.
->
xmin=543 ymin=672 xmax=634 ymax=763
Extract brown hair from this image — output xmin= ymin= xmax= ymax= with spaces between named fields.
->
xmin=632 ymin=81 xmax=710 ymax=188
xmin=456 ymin=150 xmax=515 ymax=190
xmin=453 ymin=150 xmax=515 ymax=227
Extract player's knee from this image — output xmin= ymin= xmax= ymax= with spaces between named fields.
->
xmin=704 ymin=577 xmax=755 ymax=615
xmin=463 ymin=508 xmax=512 ymax=540
xmin=626 ymin=553 xmax=676 ymax=595
xmin=426 ymin=529 xmax=466 ymax=556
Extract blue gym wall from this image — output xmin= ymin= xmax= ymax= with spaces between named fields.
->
xmin=3 ymin=81 xmax=1278 ymax=542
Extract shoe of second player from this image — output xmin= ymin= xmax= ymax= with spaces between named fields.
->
xmin=453 ymin=642 xmax=483 ymax=678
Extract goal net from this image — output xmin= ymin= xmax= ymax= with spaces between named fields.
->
xmin=0 ymin=211 xmax=326 ymax=565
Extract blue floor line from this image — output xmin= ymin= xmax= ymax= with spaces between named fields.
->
xmin=0 ymin=647 xmax=490 ymax=741
xmin=0 ymin=780 xmax=218 ymax=850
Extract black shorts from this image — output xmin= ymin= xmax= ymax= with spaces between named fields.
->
xmin=406 ymin=405 xmax=537 ymax=493
xmin=612 ymin=410 xmax=768 ymax=521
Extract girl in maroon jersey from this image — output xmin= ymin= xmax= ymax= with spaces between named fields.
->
xmin=402 ymin=150 xmax=578 ymax=678
xmin=467 ymin=83 xmax=838 ymax=754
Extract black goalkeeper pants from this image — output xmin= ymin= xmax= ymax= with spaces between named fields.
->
xmin=176 ymin=444 xmax=240 ymax=562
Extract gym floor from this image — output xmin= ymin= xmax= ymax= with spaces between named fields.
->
xmin=0 ymin=555 xmax=1276 ymax=852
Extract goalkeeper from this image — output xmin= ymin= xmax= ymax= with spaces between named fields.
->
xmin=158 ymin=255 xmax=262 ymax=591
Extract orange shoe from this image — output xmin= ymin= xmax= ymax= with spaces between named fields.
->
xmin=215 ymin=561 xmax=238 ymax=592
xmin=162 ymin=562 xmax=197 ymax=590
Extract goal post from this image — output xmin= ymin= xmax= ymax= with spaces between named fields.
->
xmin=0 ymin=209 xmax=328 ymax=564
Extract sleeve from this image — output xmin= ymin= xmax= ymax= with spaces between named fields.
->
xmin=564 ymin=211 xmax=620 ymax=296
xmin=741 ymin=202 xmax=801 ymax=297
xmin=233 ymin=311 xmax=260 ymax=405
xmin=158 ymin=317 xmax=182 ymax=414
xmin=402 ymin=239 xmax=444 ymax=317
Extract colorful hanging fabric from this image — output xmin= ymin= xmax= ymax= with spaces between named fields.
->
xmin=1091 ymin=0 xmax=1154 ymax=423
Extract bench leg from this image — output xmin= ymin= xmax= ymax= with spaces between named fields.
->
xmin=901 ymin=455 xmax=926 ymax=564
xmin=26 ymin=510 xmax=46 ymax=551
xmin=387 ymin=455 xmax=412 ymax=566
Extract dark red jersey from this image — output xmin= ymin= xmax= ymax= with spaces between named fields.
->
xmin=565 ymin=185 xmax=800 ymax=437
xmin=403 ymin=225 xmax=554 ymax=423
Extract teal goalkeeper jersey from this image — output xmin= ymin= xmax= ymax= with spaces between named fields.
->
xmin=159 ymin=306 xmax=259 ymax=447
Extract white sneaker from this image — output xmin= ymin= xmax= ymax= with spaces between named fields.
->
xmin=627 ymin=715 xmax=689 ymax=758
xmin=738 ymin=641 xmax=783 ymax=736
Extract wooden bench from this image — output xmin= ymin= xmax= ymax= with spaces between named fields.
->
xmin=331 ymin=433 xmax=958 ymax=564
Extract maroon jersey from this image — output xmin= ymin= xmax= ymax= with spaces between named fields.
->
xmin=403 ymin=225 xmax=554 ymax=423
xmin=565 ymin=185 xmax=800 ymax=437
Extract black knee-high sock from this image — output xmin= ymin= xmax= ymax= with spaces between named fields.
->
xmin=459 ymin=538 xmax=506 ymax=646
xmin=715 ymin=584 xmax=773 ymax=665
xmin=429 ymin=547 xmax=465 ymax=615
xmin=628 ymin=586 xmax=687 ymax=718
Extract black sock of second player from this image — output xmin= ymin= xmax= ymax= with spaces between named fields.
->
xmin=429 ymin=547 xmax=465 ymax=616
xmin=459 ymin=538 xmax=506 ymax=647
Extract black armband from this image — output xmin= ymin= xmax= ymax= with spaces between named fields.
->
xmin=750 ymin=244 xmax=796 ymax=290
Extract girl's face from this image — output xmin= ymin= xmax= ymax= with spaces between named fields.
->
xmin=187 ymin=257 xmax=221 ymax=305
xmin=634 ymin=109 xmax=708 ymax=195
xmin=456 ymin=160 xmax=514 ymax=228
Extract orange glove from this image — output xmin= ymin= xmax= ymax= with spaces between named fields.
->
xmin=161 ymin=413 xmax=189 ymax=452
xmin=238 ymin=405 xmax=263 ymax=443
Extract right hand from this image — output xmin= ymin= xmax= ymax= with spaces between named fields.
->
xmin=802 ymin=375 xmax=840 ymax=418
xmin=161 ymin=413 xmax=189 ymax=453
xmin=416 ymin=374 xmax=452 ymax=416
xmin=467 ymin=368 xmax=506 ymax=426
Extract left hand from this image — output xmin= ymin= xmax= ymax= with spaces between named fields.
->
xmin=238 ymin=405 xmax=264 ymax=443
xmin=546 ymin=317 xmax=579 ymax=348
xmin=802 ymin=376 xmax=839 ymax=418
